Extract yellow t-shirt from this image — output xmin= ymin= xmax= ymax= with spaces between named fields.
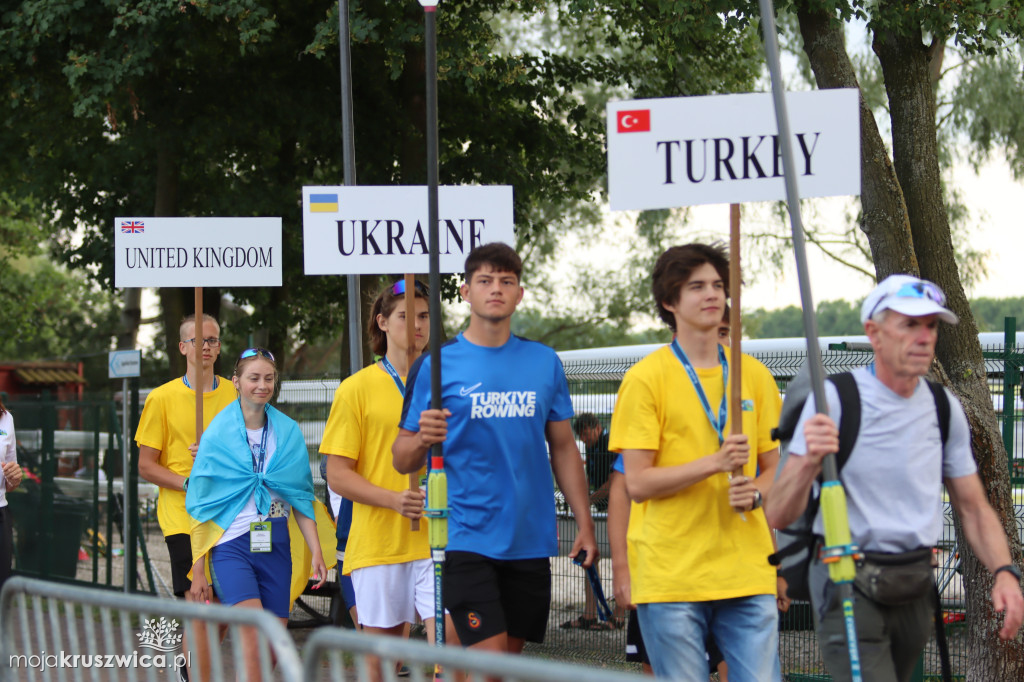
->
xmin=135 ymin=377 xmax=237 ymax=536
xmin=609 ymin=346 xmax=782 ymax=603
xmin=320 ymin=363 xmax=428 ymax=574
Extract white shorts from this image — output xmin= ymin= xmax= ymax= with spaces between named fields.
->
xmin=351 ymin=558 xmax=435 ymax=628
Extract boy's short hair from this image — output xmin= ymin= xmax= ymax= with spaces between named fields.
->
xmin=651 ymin=243 xmax=730 ymax=332
xmin=464 ymin=243 xmax=522 ymax=283
xmin=573 ymin=413 xmax=601 ymax=436
xmin=179 ymin=313 xmax=220 ymax=342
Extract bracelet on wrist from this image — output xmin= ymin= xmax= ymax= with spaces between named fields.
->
xmin=993 ymin=564 xmax=1021 ymax=581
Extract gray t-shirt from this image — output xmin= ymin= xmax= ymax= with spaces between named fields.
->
xmin=789 ymin=366 xmax=975 ymax=553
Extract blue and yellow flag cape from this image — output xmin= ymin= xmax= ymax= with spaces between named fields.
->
xmin=186 ymin=401 xmax=336 ymax=606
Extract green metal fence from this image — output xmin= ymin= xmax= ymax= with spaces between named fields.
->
xmin=4 ymin=395 xmax=157 ymax=594
xmin=557 ymin=338 xmax=1022 ymax=680
xmin=271 ymin=335 xmax=1021 ymax=678
xmin=9 ymin=332 xmax=1016 ymax=677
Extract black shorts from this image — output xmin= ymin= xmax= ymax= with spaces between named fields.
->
xmin=165 ymin=533 xmax=194 ymax=597
xmin=443 ymin=551 xmax=551 ymax=647
xmin=625 ymin=609 xmax=649 ymax=664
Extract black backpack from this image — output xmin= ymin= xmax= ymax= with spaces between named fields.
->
xmin=768 ymin=370 xmax=951 ymax=601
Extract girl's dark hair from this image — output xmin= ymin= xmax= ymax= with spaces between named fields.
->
xmin=0 ymin=396 xmax=6 ymax=417
xmin=369 ymin=280 xmax=429 ymax=357
xmin=651 ymin=243 xmax=730 ymax=332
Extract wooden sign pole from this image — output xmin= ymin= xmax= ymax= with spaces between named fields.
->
xmin=729 ymin=204 xmax=746 ymax=518
xmin=729 ymin=204 xmax=742 ymax=433
xmin=194 ymin=286 xmax=204 ymax=445
xmin=404 ymin=273 xmax=421 ymax=532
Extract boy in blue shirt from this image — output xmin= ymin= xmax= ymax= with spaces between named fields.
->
xmin=393 ymin=242 xmax=597 ymax=655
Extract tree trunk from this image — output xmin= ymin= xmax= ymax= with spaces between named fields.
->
xmin=266 ymin=285 xmax=288 ymax=373
xmin=359 ymin=273 xmax=378 ymax=367
xmin=794 ymin=3 xmax=918 ymax=277
xmin=159 ymin=288 xmax=222 ymax=378
xmin=118 ymin=288 xmax=141 ymax=350
xmin=874 ymin=16 xmax=1024 ymax=678
xmin=151 ymin=138 xmax=225 ymax=376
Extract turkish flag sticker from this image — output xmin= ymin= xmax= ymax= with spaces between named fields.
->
xmin=617 ymin=109 xmax=651 ymax=133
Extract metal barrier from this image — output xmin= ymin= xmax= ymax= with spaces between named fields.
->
xmin=301 ymin=627 xmax=641 ymax=682
xmin=0 ymin=577 xmax=642 ymax=682
xmin=0 ymin=576 xmax=302 ymax=682
xmin=7 ymin=396 xmax=158 ymax=593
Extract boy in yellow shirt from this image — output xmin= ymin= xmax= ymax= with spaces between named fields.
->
xmin=610 ymin=243 xmax=782 ymax=681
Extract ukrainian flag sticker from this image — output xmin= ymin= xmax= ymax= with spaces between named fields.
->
xmin=309 ymin=193 xmax=339 ymax=213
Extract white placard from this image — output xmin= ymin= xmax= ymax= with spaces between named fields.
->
xmin=114 ymin=217 xmax=282 ymax=287
xmin=302 ymin=186 xmax=514 ymax=275
xmin=108 ymin=350 xmax=141 ymax=379
xmin=607 ymin=90 xmax=860 ymax=210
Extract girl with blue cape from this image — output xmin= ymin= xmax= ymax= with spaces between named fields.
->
xmin=186 ymin=347 xmax=334 ymax=678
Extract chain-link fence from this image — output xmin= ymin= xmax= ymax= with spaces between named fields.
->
xmin=4 ymin=335 xmax=1020 ymax=679
xmin=556 ymin=340 xmax=1022 ymax=680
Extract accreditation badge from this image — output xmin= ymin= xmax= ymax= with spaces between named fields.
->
xmin=250 ymin=521 xmax=272 ymax=552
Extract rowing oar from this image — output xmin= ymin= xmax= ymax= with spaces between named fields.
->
xmin=420 ymin=2 xmax=449 ymax=679
xmin=755 ymin=1 xmax=863 ymax=678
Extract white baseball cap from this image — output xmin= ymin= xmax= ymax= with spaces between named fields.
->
xmin=860 ymin=274 xmax=958 ymax=324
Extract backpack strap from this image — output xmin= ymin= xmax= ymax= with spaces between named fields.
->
xmin=923 ymin=380 xmax=953 ymax=681
xmin=802 ymin=372 xmax=861 ymax=520
xmin=925 ymin=380 xmax=951 ymax=446
xmin=829 ymin=372 xmax=862 ymax=472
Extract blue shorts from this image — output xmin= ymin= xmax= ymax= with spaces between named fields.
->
xmin=210 ymin=516 xmax=291 ymax=618
xmin=340 ymin=573 xmax=356 ymax=610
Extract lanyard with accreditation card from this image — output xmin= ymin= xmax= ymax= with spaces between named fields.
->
xmin=669 ymin=339 xmax=728 ymax=444
xmin=249 ymin=419 xmax=273 ymax=552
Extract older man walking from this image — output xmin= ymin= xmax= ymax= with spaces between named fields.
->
xmin=766 ymin=274 xmax=1024 ymax=682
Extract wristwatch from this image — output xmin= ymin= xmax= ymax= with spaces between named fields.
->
xmin=751 ymin=489 xmax=763 ymax=510
xmin=993 ymin=564 xmax=1021 ymax=581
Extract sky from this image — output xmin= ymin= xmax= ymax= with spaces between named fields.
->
xmin=544 ymin=155 xmax=1024 ymax=317
xmin=747 ymin=157 xmax=1024 ymax=309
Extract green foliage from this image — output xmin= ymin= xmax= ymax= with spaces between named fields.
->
xmin=0 ymin=195 xmax=120 ymax=382
xmin=510 ymin=308 xmax=668 ymax=350
xmin=745 ymin=299 xmax=863 ymax=338
xmin=741 ymin=297 xmax=1024 ymax=340
xmin=952 ymin=48 xmax=1024 ymax=179
xmin=969 ymin=297 xmax=1024 ymax=332
xmin=1 ymin=0 xmax=770 ymax=371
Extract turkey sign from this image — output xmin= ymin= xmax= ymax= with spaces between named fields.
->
xmin=607 ymin=90 xmax=860 ymax=211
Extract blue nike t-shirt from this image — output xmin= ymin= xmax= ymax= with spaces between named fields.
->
xmin=400 ymin=333 xmax=574 ymax=560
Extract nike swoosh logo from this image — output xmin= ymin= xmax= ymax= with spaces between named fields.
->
xmin=460 ymin=382 xmax=482 ymax=396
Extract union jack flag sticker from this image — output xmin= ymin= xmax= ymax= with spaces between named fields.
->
xmin=121 ymin=220 xmax=145 ymax=234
